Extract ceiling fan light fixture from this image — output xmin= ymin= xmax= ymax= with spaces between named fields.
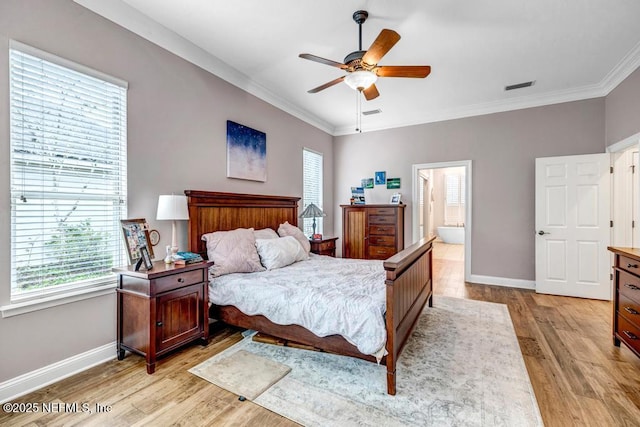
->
xmin=344 ymin=70 xmax=377 ymax=91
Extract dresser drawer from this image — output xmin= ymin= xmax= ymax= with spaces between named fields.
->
xmin=369 ymin=215 xmax=396 ymax=225
xmin=367 ymin=207 xmax=396 ymax=216
xmin=369 ymin=235 xmax=395 ymax=246
xmin=618 ymin=270 xmax=640 ymax=302
xmin=619 ymin=291 xmax=640 ymax=327
xmin=155 ymin=269 xmax=204 ymax=294
xmin=616 ymin=314 xmax=640 ymax=355
xmin=618 ymin=255 xmax=640 ymax=275
xmin=369 ymin=225 xmax=396 ymax=235
xmin=368 ymin=245 xmax=397 ymax=260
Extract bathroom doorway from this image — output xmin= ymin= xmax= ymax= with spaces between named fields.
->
xmin=412 ymin=161 xmax=472 ymax=284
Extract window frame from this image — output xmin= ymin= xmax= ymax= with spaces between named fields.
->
xmin=302 ymin=148 xmax=324 ymax=236
xmin=2 ymin=41 xmax=128 ymax=317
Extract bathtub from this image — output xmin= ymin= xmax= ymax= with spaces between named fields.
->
xmin=437 ymin=226 xmax=465 ymax=244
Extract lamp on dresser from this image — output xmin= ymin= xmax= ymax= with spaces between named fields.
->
xmin=156 ymin=194 xmax=189 ymax=263
xmin=299 ymin=203 xmax=326 ymax=239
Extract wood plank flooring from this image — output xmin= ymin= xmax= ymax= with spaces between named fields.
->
xmin=2 ymin=243 xmax=640 ymax=426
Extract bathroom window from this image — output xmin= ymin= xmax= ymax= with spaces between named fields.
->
xmin=444 ymin=173 xmax=465 ymax=226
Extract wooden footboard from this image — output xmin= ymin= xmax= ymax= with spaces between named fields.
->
xmin=383 ymin=236 xmax=435 ymax=395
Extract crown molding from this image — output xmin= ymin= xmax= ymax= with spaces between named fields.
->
xmin=75 ymin=0 xmax=640 ymax=137
xmin=73 ymin=0 xmax=334 ymax=135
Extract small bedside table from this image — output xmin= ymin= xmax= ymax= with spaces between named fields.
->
xmin=113 ymin=260 xmax=214 ymax=374
xmin=309 ymin=237 xmax=339 ymax=257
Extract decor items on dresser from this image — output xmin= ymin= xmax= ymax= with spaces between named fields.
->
xmin=341 ymin=204 xmax=405 ymax=259
xmin=299 ymin=203 xmax=326 ymax=239
xmin=156 ymin=194 xmax=190 ymax=263
xmin=608 ymin=246 xmax=640 ymax=360
xmin=226 ymin=120 xmax=267 ymax=182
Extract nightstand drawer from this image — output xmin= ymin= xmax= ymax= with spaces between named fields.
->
xmin=155 ymin=269 xmax=204 ymax=294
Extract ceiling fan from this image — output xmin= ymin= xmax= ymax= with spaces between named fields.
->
xmin=299 ymin=10 xmax=431 ymax=101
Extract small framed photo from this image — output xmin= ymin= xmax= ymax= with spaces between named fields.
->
xmin=140 ymin=246 xmax=154 ymax=270
xmin=390 ymin=193 xmax=402 ymax=205
xmin=375 ymin=171 xmax=386 ymax=185
xmin=121 ymin=218 xmax=154 ymax=264
xmin=387 ymin=177 xmax=401 ymax=189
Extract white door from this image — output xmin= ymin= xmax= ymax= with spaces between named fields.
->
xmin=535 ymin=153 xmax=611 ymax=300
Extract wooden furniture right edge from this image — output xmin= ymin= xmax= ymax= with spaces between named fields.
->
xmin=185 ymin=190 xmax=435 ymax=395
xmin=607 ymin=246 xmax=640 ymax=360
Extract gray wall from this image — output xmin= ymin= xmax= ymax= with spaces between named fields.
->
xmin=0 ymin=0 xmax=333 ymax=382
xmin=333 ymin=99 xmax=606 ymax=280
xmin=606 ymin=67 xmax=640 ymax=146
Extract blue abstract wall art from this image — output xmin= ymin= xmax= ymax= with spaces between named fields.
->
xmin=226 ymin=120 xmax=267 ymax=182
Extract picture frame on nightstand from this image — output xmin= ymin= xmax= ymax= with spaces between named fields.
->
xmin=121 ymin=218 xmax=154 ymax=264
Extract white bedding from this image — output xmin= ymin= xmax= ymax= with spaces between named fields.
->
xmin=208 ymin=254 xmax=387 ymax=357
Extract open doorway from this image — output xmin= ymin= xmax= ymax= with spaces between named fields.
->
xmin=412 ymin=161 xmax=472 ymax=284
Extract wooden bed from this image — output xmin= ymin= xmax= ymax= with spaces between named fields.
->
xmin=185 ymin=190 xmax=434 ymax=395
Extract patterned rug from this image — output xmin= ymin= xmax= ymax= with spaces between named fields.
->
xmin=191 ymin=296 xmax=543 ymax=426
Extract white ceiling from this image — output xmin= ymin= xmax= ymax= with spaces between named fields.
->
xmin=76 ymin=0 xmax=640 ymax=136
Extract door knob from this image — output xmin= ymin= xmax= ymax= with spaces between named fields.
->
xmin=537 ymin=230 xmax=550 ymax=236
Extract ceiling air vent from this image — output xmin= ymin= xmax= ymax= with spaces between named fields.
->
xmin=505 ymin=81 xmax=535 ymax=91
xmin=362 ymin=109 xmax=382 ymax=116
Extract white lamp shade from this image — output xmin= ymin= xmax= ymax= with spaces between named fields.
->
xmin=156 ymin=195 xmax=189 ymax=220
xmin=344 ymin=70 xmax=378 ymax=91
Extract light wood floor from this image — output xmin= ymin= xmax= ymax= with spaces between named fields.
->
xmin=2 ymin=243 xmax=640 ymax=426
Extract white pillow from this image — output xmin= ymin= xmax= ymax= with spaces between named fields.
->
xmin=255 ymin=236 xmax=308 ymax=270
xmin=253 ymin=228 xmax=279 ymax=240
xmin=202 ymin=228 xmax=265 ymax=277
xmin=277 ymin=221 xmax=311 ymax=255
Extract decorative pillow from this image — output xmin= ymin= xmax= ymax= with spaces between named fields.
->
xmin=277 ymin=221 xmax=311 ymax=255
xmin=201 ymin=228 xmax=265 ymax=277
xmin=253 ymin=228 xmax=279 ymax=240
xmin=255 ymin=236 xmax=308 ymax=270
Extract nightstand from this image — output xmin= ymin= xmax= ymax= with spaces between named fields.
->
xmin=309 ymin=237 xmax=339 ymax=257
xmin=113 ymin=260 xmax=214 ymax=374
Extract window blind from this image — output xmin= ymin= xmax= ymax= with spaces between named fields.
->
xmin=9 ymin=43 xmax=128 ymax=299
xmin=444 ymin=173 xmax=465 ymax=226
xmin=302 ymin=148 xmax=323 ymax=236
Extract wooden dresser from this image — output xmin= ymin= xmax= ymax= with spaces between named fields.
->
xmin=113 ymin=260 xmax=214 ymax=373
xmin=608 ymin=247 xmax=640 ymax=359
xmin=341 ymin=204 xmax=405 ymax=260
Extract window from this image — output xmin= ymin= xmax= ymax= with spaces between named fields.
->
xmin=302 ymin=148 xmax=323 ymax=236
xmin=9 ymin=41 xmax=127 ymax=303
xmin=444 ymin=173 xmax=465 ymax=226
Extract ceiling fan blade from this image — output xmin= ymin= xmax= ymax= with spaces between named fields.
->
xmin=362 ymin=29 xmax=401 ymax=66
xmin=299 ymin=53 xmax=348 ymax=69
xmin=307 ymin=76 xmax=346 ymax=93
xmin=375 ymin=65 xmax=431 ymax=78
xmin=362 ymin=84 xmax=380 ymax=100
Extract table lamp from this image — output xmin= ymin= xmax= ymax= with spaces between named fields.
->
xmin=299 ymin=203 xmax=326 ymax=239
xmin=156 ymin=195 xmax=189 ymax=263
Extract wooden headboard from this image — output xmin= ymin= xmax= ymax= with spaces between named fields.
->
xmin=185 ymin=190 xmax=300 ymax=257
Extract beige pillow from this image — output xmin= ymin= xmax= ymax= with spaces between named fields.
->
xmin=277 ymin=221 xmax=310 ymax=255
xmin=256 ymin=236 xmax=308 ymax=270
xmin=253 ymin=228 xmax=279 ymax=240
xmin=201 ymin=228 xmax=265 ymax=277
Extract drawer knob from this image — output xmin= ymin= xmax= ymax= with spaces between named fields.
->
xmin=156 ymin=321 xmax=163 ymax=327
xmin=624 ymin=307 xmax=639 ymax=315
xmin=178 ymin=278 xmax=185 ymax=283
xmin=622 ymin=330 xmax=638 ymax=340
xmin=624 ymin=283 xmax=640 ymax=291
xmin=628 ymin=263 xmax=638 ymax=269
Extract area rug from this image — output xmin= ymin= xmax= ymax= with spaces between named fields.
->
xmin=191 ymin=296 xmax=544 ymax=426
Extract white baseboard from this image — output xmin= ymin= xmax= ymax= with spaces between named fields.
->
xmin=468 ymin=274 xmax=536 ymax=290
xmin=0 ymin=341 xmax=116 ymax=404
